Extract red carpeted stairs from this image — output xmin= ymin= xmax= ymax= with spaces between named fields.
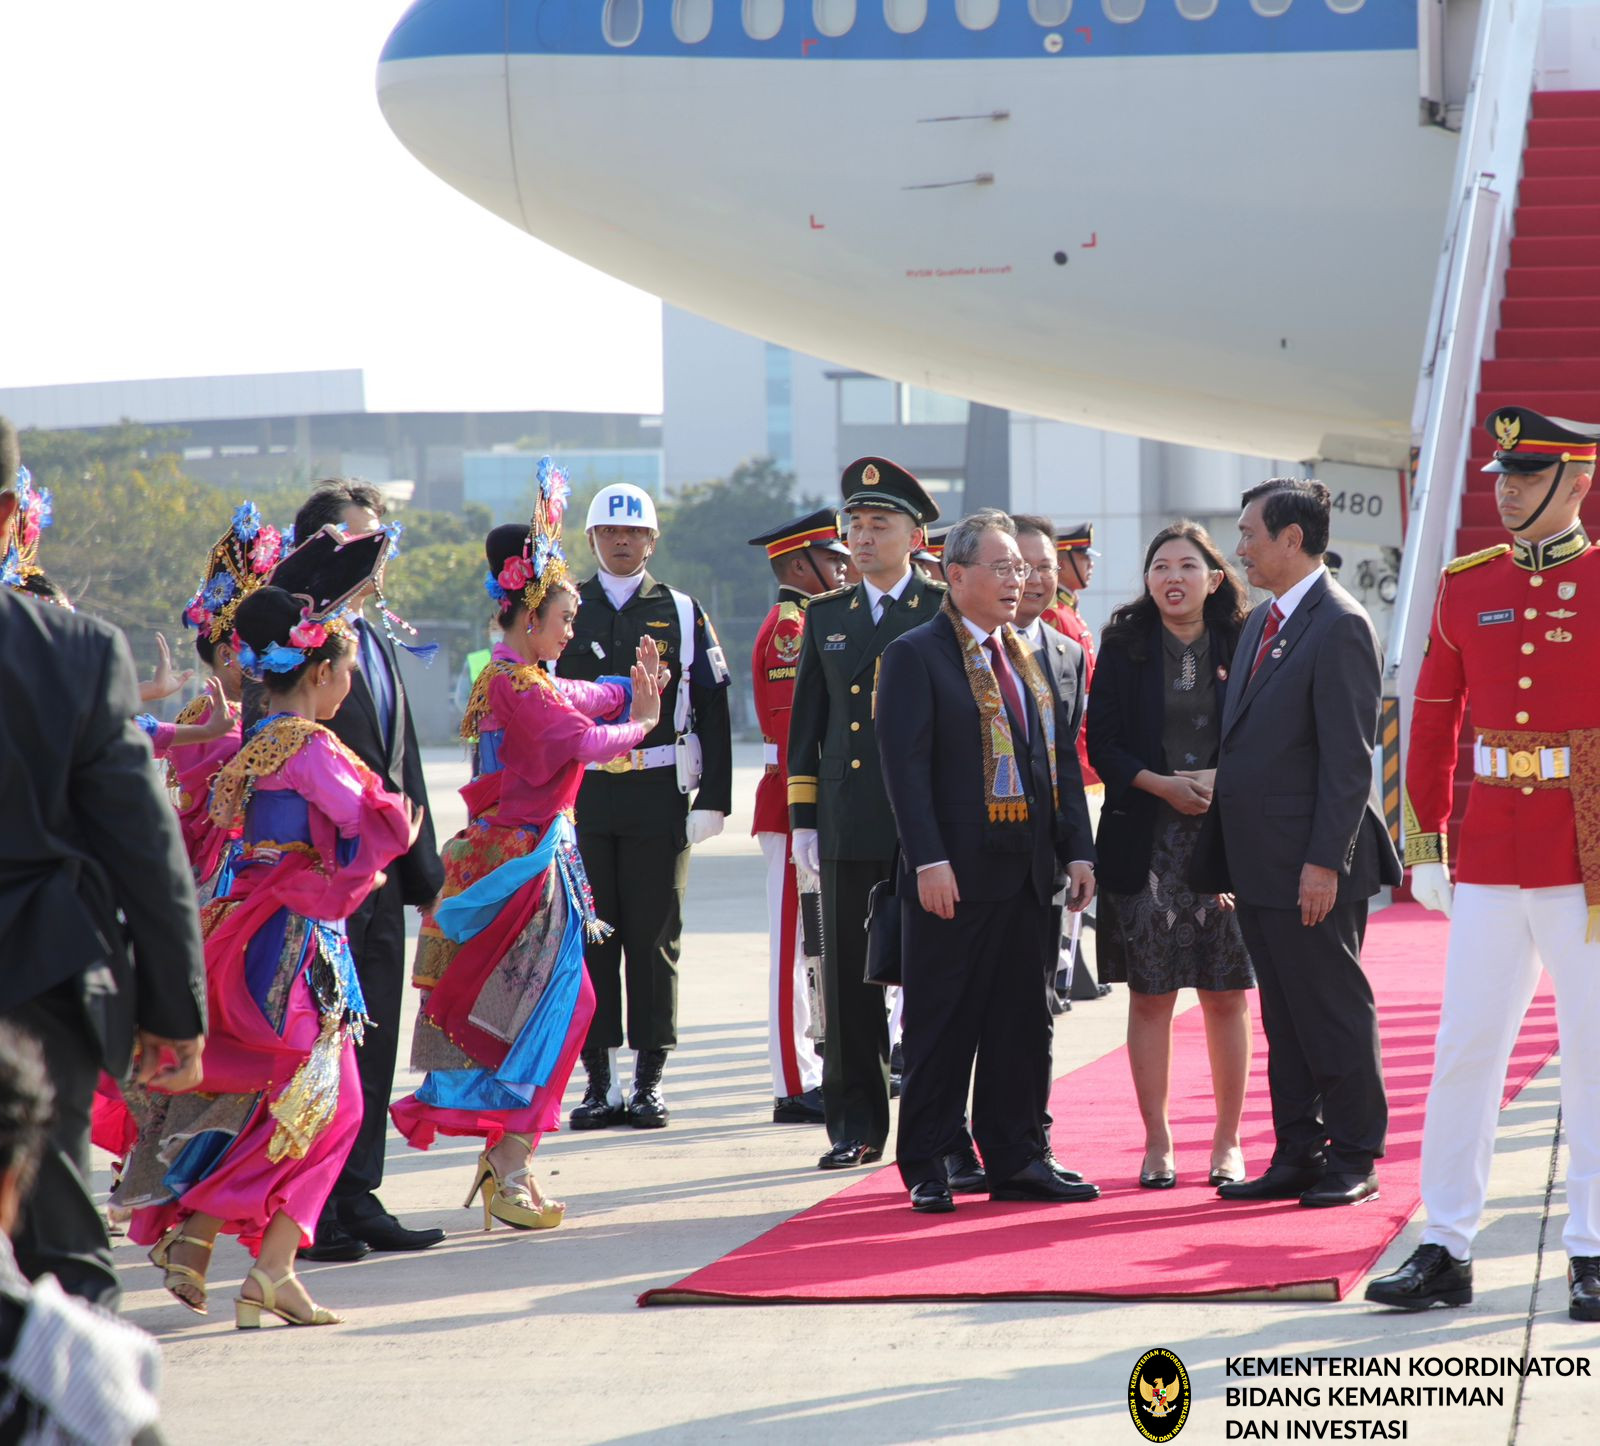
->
xmin=1451 ymin=90 xmax=1600 ymax=859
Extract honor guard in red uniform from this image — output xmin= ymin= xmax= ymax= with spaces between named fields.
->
xmin=1040 ymin=523 xmax=1101 ymax=787
xmin=748 ymin=509 xmax=850 ymax=1123
xmin=912 ymin=526 xmax=948 ymax=584
xmin=1368 ymin=406 xmax=1600 ymax=1322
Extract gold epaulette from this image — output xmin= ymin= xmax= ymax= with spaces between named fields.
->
xmin=1445 ymin=544 xmax=1510 ymax=575
xmin=209 ymin=717 xmax=368 ymax=832
xmin=806 ymin=585 xmax=853 ymax=606
xmin=458 ymin=658 xmax=553 ymax=742
xmin=777 ymin=598 xmax=805 ymax=624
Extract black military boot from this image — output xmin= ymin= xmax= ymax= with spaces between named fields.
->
xmin=628 ymin=1048 xmax=670 ymax=1128
xmin=570 ymin=1047 xmax=625 ymax=1130
xmin=1364 ymin=1244 xmax=1472 ymax=1311
xmin=1570 ymin=1257 xmax=1600 ymax=1322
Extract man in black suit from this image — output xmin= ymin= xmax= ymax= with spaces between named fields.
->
xmin=788 ymin=458 xmax=943 ymax=1170
xmin=1195 ymin=479 xmax=1402 ymax=1208
xmin=289 ymin=483 xmax=447 ymax=1261
xmin=877 ymin=509 xmax=1100 ymax=1213
xmin=0 ymin=421 xmax=207 ymax=1307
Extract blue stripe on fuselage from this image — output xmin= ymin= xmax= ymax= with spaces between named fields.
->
xmin=380 ymin=1 xmax=1414 ymax=65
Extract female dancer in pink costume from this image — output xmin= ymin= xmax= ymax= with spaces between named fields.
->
xmin=391 ymin=467 xmax=663 ymax=1230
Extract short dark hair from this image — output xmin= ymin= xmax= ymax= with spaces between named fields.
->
xmin=1240 ymin=478 xmax=1331 ymax=557
xmin=293 ymin=480 xmax=387 ymax=543
xmin=0 ymin=1023 xmax=54 ymax=1204
xmin=1009 ymin=513 xmax=1055 ymax=545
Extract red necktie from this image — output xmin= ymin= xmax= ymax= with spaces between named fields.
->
xmin=1250 ymin=602 xmax=1285 ymax=678
xmin=986 ymin=635 xmax=1028 ymax=741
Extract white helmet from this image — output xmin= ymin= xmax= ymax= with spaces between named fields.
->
xmin=585 ymin=484 xmax=659 ymax=532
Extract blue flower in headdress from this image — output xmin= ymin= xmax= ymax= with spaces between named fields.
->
xmin=538 ymin=456 xmax=571 ymax=511
xmin=280 ymin=524 xmax=296 ymax=553
xmin=384 ymin=521 xmax=404 ymax=561
xmin=0 ymin=545 xmax=21 ymax=588
xmin=232 ymin=501 xmax=262 ymax=541
xmin=533 ymin=534 xmax=553 ymax=575
xmin=203 ymin=573 xmax=237 ymax=609
xmin=483 ymin=569 xmax=507 ymax=605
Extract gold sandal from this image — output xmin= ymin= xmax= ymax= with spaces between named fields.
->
xmin=464 ymin=1150 xmax=565 ymax=1232
xmin=149 ymin=1226 xmax=213 ymax=1316
xmin=233 ymin=1267 xmax=343 ymax=1329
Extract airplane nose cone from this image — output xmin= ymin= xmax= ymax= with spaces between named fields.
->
xmin=376 ymin=0 xmax=524 ymax=230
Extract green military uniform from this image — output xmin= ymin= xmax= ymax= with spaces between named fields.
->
xmin=559 ymin=572 xmax=733 ymax=1057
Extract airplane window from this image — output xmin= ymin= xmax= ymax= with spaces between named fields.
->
xmin=814 ymin=0 xmax=856 ymax=34
xmin=1325 ymin=0 xmax=1363 ymax=10
xmin=1029 ymin=0 xmax=1072 ymax=22
xmin=1250 ymin=0 xmax=1291 ymax=14
xmin=1176 ymin=0 xmax=1217 ymax=16
xmin=884 ymin=0 xmax=927 ymax=33
xmin=604 ymin=0 xmax=644 ymax=46
xmin=744 ymin=0 xmax=784 ymax=37
xmin=675 ymin=0 xmax=714 ymax=42
xmin=1102 ymin=0 xmax=1144 ymax=20
xmin=957 ymin=0 xmax=1000 ymax=29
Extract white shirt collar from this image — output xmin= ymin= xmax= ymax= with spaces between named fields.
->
xmin=960 ymin=614 xmax=1005 ymax=650
xmin=598 ymin=569 xmax=646 ymax=610
xmin=1019 ymin=617 xmax=1045 ymax=647
xmin=1272 ymin=564 xmax=1326 ymax=623
xmin=863 ymin=567 xmax=914 ymax=613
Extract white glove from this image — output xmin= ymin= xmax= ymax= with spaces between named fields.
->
xmin=1410 ymin=862 xmax=1453 ymax=919
xmin=792 ymin=827 xmax=821 ymax=877
xmin=685 ymin=809 xmax=726 ymax=847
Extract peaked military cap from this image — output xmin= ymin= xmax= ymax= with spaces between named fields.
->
xmin=747 ymin=506 xmax=849 ymax=559
xmin=1483 ymin=406 xmax=1600 ymax=474
xmin=913 ymin=525 xmax=951 ymax=565
xmin=1056 ymin=522 xmax=1099 ymax=557
xmin=840 ymin=456 xmax=939 ymax=524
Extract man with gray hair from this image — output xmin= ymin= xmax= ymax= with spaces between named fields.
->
xmin=877 ymin=509 xmax=1100 ymax=1213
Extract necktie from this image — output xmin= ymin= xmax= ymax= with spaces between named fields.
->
xmin=1249 ymin=602 xmax=1285 ymax=678
xmin=875 ymin=592 xmax=894 ymax=625
xmin=986 ymin=635 xmax=1028 ymax=741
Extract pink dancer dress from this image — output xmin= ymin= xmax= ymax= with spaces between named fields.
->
xmin=118 ymin=715 xmax=410 ymax=1252
xmin=390 ymin=649 xmax=643 ymax=1152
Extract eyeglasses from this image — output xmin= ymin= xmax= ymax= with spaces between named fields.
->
xmin=1025 ymin=563 xmax=1058 ymax=579
xmin=964 ymin=560 xmax=1031 ymax=582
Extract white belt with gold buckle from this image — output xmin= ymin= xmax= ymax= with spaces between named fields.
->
xmin=1473 ymin=740 xmax=1572 ymax=782
xmin=587 ymin=744 xmax=678 ymax=775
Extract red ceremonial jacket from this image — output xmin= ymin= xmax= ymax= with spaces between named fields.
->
xmin=751 ymin=585 xmax=810 ymax=836
xmin=1041 ymin=589 xmax=1100 ymax=786
xmin=1406 ymin=525 xmax=1600 ymax=888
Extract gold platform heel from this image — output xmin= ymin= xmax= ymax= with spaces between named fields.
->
xmin=234 ymin=1267 xmax=343 ymax=1329
xmin=149 ymin=1226 xmax=214 ymax=1315
xmin=468 ymin=1147 xmax=565 ymax=1231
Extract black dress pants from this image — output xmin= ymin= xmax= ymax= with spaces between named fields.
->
xmin=4 ymin=985 xmax=120 ymax=1309
xmin=328 ymin=876 xmax=405 ymax=1214
xmin=1235 ymin=898 xmax=1388 ymax=1175
xmin=897 ymin=883 xmax=1054 ymax=1189
xmin=580 ymin=827 xmax=689 ymax=1052
xmin=820 ymin=858 xmax=892 ymax=1151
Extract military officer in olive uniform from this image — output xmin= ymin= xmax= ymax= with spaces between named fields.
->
xmin=560 ymin=483 xmax=733 ymax=1129
xmin=789 ymin=457 xmax=942 ymax=1169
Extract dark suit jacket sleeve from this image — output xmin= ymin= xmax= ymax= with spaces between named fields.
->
xmin=1308 ymin=610 xmax=1383 ymax=876
xmin=1085 ymin=640 xmax=1151 ymax=807
xmin=875 ymin=637 xmax=945 ymax=871
xmin=1053 ymin=646 xmax=1095 ymax=865
xmin=689 ymin=600 xmax=733 ymax=815
xmin=395 ymin=690 xmax=445 ymax=906
xmin=74 ymin=630 xmax=206 ymax=1037
xmin=786 ymin=605 xmax=826 ymax=832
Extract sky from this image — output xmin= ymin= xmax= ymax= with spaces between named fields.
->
xmin=3 ymin=3 xmax=663 ymax=414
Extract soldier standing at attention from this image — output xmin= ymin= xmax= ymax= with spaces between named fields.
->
xmin=789 ymin=458 xmax=942 ymax=1170
xmin=560 ymin=483 xmax=733 ymax=1130
xmin=1368 ymin=407 xmax=1600 ymax=1322
xmin=748 ymin=508 xmax=851 ymax=1124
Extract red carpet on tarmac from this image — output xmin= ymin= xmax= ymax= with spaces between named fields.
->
xmin=640 ymin=905 xmax=1559 ymax=1306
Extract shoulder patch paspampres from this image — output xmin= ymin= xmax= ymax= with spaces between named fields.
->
xmin=1445 ymin=544 xmax=1511 ymax=575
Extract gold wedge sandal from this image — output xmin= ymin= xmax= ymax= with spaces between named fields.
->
xmin=464 ymin=1150 xmax=565 ymax=1232
xmin=233 ymin=1267 xmax=343 ymax=1329
xmin=149 ymin=1226 xmax=213 ymax=1315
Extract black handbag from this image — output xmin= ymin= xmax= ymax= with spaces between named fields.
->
xmin=862 ymin=853 xmax=903 ymax=988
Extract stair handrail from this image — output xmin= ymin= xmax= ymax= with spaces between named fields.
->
xmin=1389 ymin=0 xmax=1546 ymax=755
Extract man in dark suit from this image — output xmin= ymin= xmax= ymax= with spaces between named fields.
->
xmin=788 ymin=458 xmax=943 ymax=1170
xmin=878 ymin=509 xmax=1100 ymax=1213
xmin=0 ymin=421 xmax=207 ymax=1307
xmin=1195 ymin=478 xmax=1402 ymax=1208
xmin=289 ymin=483 xmax=447 ymax=1261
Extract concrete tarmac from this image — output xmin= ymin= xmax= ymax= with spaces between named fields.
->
xmin=111 ymin=747 xmax=1600 ymax=1445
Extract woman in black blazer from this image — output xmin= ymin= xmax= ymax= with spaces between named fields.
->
xmin=1086 ymin=521 xmax=1255 ymax=1191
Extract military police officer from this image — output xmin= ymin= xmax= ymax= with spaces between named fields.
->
xmin=561 ymin=483 xmax=733 ymax=1129
xmin=788 ymin=457 xmax=942 ymax=1170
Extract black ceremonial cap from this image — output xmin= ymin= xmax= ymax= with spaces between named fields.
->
xmin=268 ymin=524 xmax=389 ymax=620
xmin=747 ymin=507 xmax=850 ymax=559
xmin=840 ymin=456 xmax=939 ymax=525
xmin=1482 ymin=406 xmax=1600 ymax=474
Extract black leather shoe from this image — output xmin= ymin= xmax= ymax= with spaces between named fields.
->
xmin=991 ymin=1158 xmax=1101 ymax=1203
xmin=1570 ymin=1257 xmax=1600 ymax=1321
xmin=1300 ymin=1171 xmax=1379 ymax=1208
xmin=910 ymin=1180 xmax=956 ymax=1213
xmin=943 ymin=1147 xmax=988 ymax=1195
xmin=818 ymin=1140 xmax=883 ymax=1170
xmin=345 ymin=1211 xmax=447 ymax=1252
xmin=1365 ymin=1244 xmax=1472 ymax=1310
xmin=628 ymin=1047 xmax=670 ymax=1128
xmin=773 ymin=1086 xmax=826 ymax=1124
xmin=297 ymin=1221 xmax=371 ymax=1263
xmin=1216 ymin=1162 xmax=1324 ymax=1201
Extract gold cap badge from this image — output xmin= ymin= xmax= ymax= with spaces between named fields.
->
xmin=1495 ymin=414 xmax=1522 ymax=451
xmin=862 ymin=464 xmax=880 ymax=485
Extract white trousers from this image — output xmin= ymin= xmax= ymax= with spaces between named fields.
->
xmin=759 ymin=833 xmax=822 ymax=1098
xmin=1420 ymin=883 xmax=1600 ymax=1260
